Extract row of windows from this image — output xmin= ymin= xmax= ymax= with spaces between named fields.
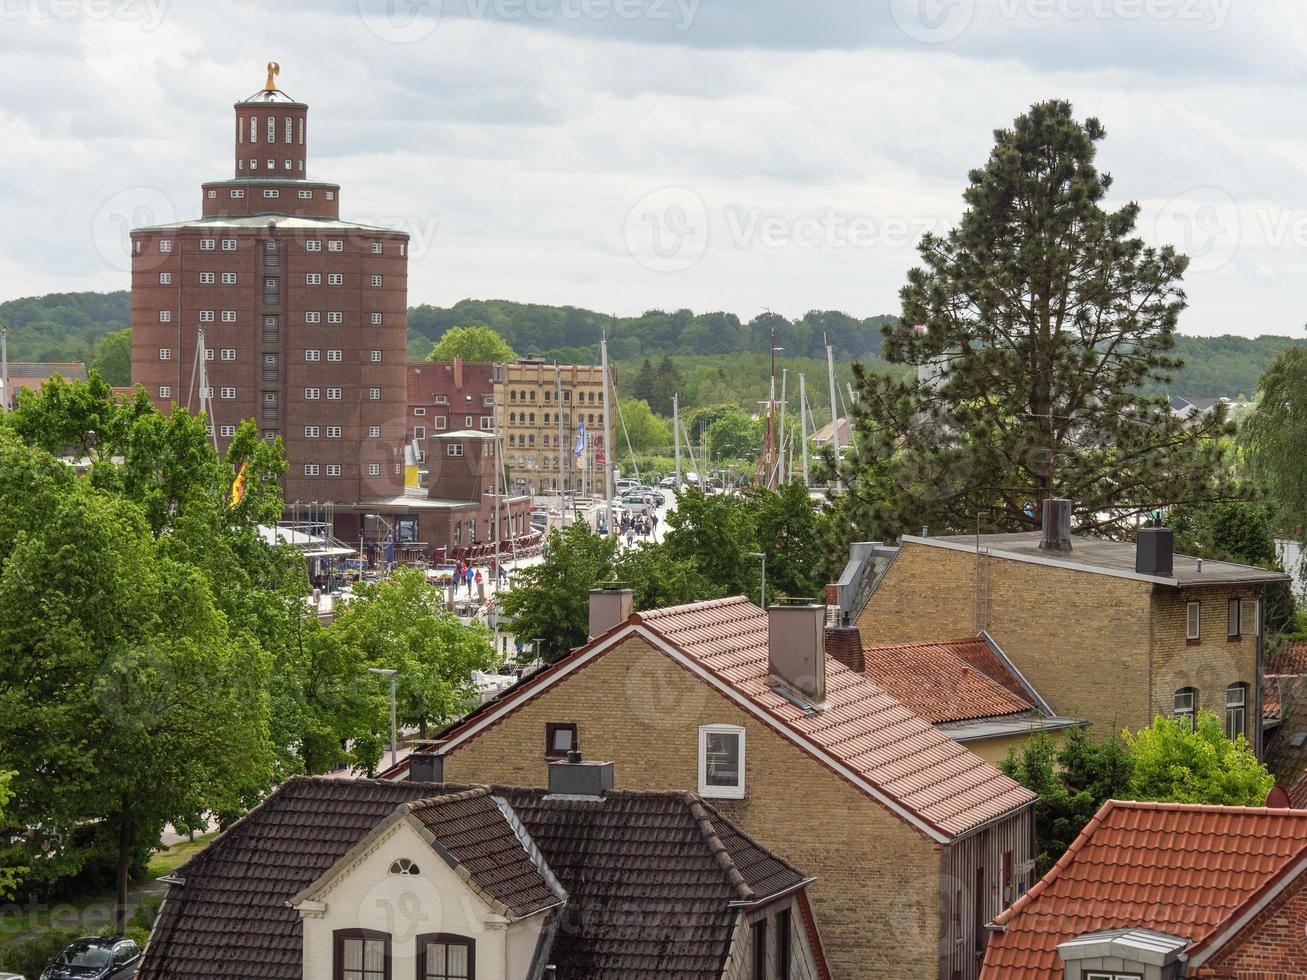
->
xmin=507 ymin=412 xmax=600 ymax=427
xmin=305 ymin=240 xmax=395 ymax=255
xmin=333 ymin=929 xmax=471 ymax=980
xmin=412 ymin=418 xmax=494 ymax=439
xmin=508 ymin=388 xmax=602 ymax=403
xmin=1184 ymin=598 xmax=1260 ymax=642
xmin=146 ymin=232 xmax=398 ymax=257
xmin=159 ymin=348 xmax=237 ymax=361
xmin=1174 ymin=683 xmax=1249 ymax=740
xmin=238 ymin=158 xmax=305 ymax=173
xmin=151 ymin=239 xmax=237 ymax=254
xmin=304 ymin=274 xmax=346 ymax=285
xmin=239 ymin=115 xmax=305 ymax=146
xmin=185 ymin=273 xmax=239 ymax=285
xmin=303 ymin=426 xmax=344 ymax=438
xmin=304 ymin=387 xmax=383 ymax=400
xmin=304 ymin=349 xmax=382 ymax=362
xmin=305 ymin=462 xmax=394 ymax=477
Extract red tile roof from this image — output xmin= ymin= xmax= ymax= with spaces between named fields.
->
xmin=636 ymin=597 xmax=1035 ymax=839
xmin=1267 ymin=641 xmax=1307 ymax=676
xmin=982 ymin=800 xmax=1307 ymax=980
xmin=860 ymin=639 xmax=1035 ymax=723
xmin=1265 ymin=674 xmax=1284 ymax=719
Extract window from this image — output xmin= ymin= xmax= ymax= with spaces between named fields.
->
xmin=753 ymin=918 xmax=767 ymax=980
xmin=434 ymin=395 xmax=448 ymax=406
xmin=417 ymin=934 xmax=471 ymax=980
xmin=200 ymin=310 xmax=215 ymax=322
xmin=220 ymin=387 xmax=235 ymax=400
xmin=545 ymin=723 xmax=576 ymax=759
xmin=306 ymin=273 xmax=322 ymax=285
xmin=299 ymin=189 xmax=313 ymax=200
xmin=200 ymin=272 xmax=216 ymax=284
xmin=1226 ymin=683 xmax=1248 ymax=740
xmin=221 ymin=310 xmax=236 ymax=323
xmin=299 ymin=118 xmax=305 ymax=145
xmin=307 ymin=240 xmax=322 ymax=252
xmin=1228 ymin=598 xmax=1241 ymax=639
xmin=250 ymin=159 xmax=258 ymax=170
xmin=204 ymin=349 xmax=215 ymax=360
xmin=480 ymin=417 xmax=493 ymax=431
xmin=220 ymin=425 xmax=235 ymax=437
xmin=1186 ymin=601 xmax=1201 ymax=643
xmin=447 ymin=444 xmax=464 ymax=457
xmin=1084 ymin=974 xmax=1143 ymax=980
xmin=327 ymin=312 xmax=344 ymax=324
xmin=698 ymin=725 xmax=745 ymax=798
xmin=334 ymin=929 xmax=388 ymax=980
xmin=231 ymin=188 xmax=245 ymax=199
xmin=159 ymin=239 xmax=172 ymax=253
xmin=159 ymin=386 xmax=171 ymax=399
xmin=159 ymin=310 xmax=172 ymax=323
xmin=1174 ymin=688 xmax=1197 ymax=730
xmin=221 ymin=239 xmax=237 ymax=251
xmin=435 ymin=417 xmax=447 ymax=430
xmin=207 ymin=189 xmax=217 ymax=199
xmin=327 ymin=350 xmax=342 ymax=362
xmin=329 ymin=240 xmax=343 ymax=252
xmin=327 ymin=387 xmax=342 ymax=400
xmin=284 ymin=116 xmax=292 ymax=144
xmin=371 ymin=313 xmax=383 ymax=325
xmin=305 ymin=388 xmax=320 ymax=400
xmin=221 ymin=272 xmax=237 ymax=284
xmin=159 ymin=272 xmax=171 ymax=284
xmin=389 ymin=858 xmax=421 ymax=876
xmin=264 ymin=189 xmax=279 ymax=199
xmin=328 ymin=273 xmax=344 ymax=285
xmin=305 ymin=349 xmax=321 ymax=362
xmin=326 ymin=191 xmax=335 ymax=201
xmin=158 ymin=348 xmax=171 ymax=360
xmin=372 ymin=242 xmax=383 ymax=254
xmin=369 ymin=425 xmax=382 ymax=438
xmin=267 ymin=158 xmax=275 ymax=169
xmin=414 ymin=426 xmax=426 ymax=440
xmin=326 ymin=464 xmax=341 ymax=476
xmin=370 ymin=388 xmax=382 ymax=400
xmin=305 ymin=426 xmax=320 ymax=438
xmin=200 ymin=239 xmax=216 ymax=251
xmin=371 ymin=275 xmax=383 ymax=287
xmin=304 ymin=463 xmax=319 ymax=476
xmin=369 ymin=463 xmax=381 ymax=476
xmin=414 ymin=407 xmax=427 ymax=416
xmin=327 ymin=426 xmax=342 ymax=438
xmin=306 ymin=312 xmax=321 ymax=324
xmin=371 ymin=350 xmax=382 ymax=363
xmin=250 ymin=115 xmax=258 ymax=143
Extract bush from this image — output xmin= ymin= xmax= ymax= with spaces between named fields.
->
xmin=127 ymin=894 xmax=163 ymax=933
xmin=0 ymin=925 xmax=81 ymax=978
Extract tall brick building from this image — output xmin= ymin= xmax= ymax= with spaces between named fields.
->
xmin=130 ymin=73 xmax=409 ymax=545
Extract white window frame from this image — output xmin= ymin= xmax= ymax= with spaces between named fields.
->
xmin=219 ymin=425 xmax=236 ymax=437
xmin=1186 ymin=601 xmax=1201 ymax=642
xmin=159 ymin=385 xmax=171 ymax=399
xmin=371 ymin=242 xmax=383 ymax=254
xmin=199 ymin=239 xmax=216 ymax=251
xmin=204 ymin=349 xmax=215 ymax=361
xmin=305 ymin=349 xmax=321 ymax=362
xmin=413 ymin=407 xmax=427 ymax=416
xmin=199 ymin=310 xmax=215 ymax=322
xmin=299 ymin=190 xmax=313 ymax=200
xmin=207 ymin=189 xmax=217 ymax=199
xmin=159 ymin=310 xmax=172 ymax=323
xmin=304 ymin=464 xmax=319 ymax=476
xmin=305 ymin=273 xmax=321 ymax=285
xmin=370 ymin=350 xmax=382 ymax=363
xmin=219 ymin=387 xmax=236 ymax=400
xmin=368 ymin=425 xmax=381 ymax=438
xmin=326 ymin=387 xmax=342 ymax=400
xmin=371 ymin=275 xmax=383 ymax=287
xmin=327 ymin=426 xmax=342 ymax=438
xmin=306 ymin=240 xmax=322 ymax=252
xmin=368 ymin=463 xmax=381 ymax=476
xmin=159 ymin=272 xmax=171 ymax=284
xmin=221 ymin=349 xmax=236 ymax=361
xmin=304 ymin=387 xmax=320 ymax=400
xmin=158 ymin=348 xmax=171 ymax=360
xmin=325 ymin=464 xmax=341 ymax=476
xmin=221 ymin=272 xmax=237 ymax=284
xmin=327 ymin=350 xmax=342 ymax=362
xmin=327 ymin=312 xmax=343 ymax=324
xmin=159 ymin=239 xmax=172 ymax=253
xmin=305 ymin=312 xmax=321 ymax=324
xmin=304 ymin=426 xmax=320 ymax=438
xmin=328 ymin=240 xmax=343 ymax=252
xmin=371 ymin=313 xmax=383 ymax=325
xmin=328 ymin=273 xmax=344 ymax=285
xmin=1226 ymin=683 xmax=1247 ymax=741
xmin=435 ymin=417 xmax=447 ymax=431
xmin=446 ymin=444 xmax=464 ymax=457
xmin=1242 ymin=598 xmax=1261 ymax=638
xmin=221 ymin=310 xmax=236 ymax=323
xmin=370 ymin=387 xmax=382 ymax=401
xmin=199 ymin=272 xmax=215 ymax=284
xmin=221 ymin=239 xmax=237 ymax=251
xmin=414 ymin=426 xmax=426 ymax=440
xmin=230 ymin=189 xmax=245 ymax=199
xmin=698 ymin=724 xmax=746 ymax=799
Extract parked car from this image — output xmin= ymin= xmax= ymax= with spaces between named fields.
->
xmin=658 ymin=476 xmax=680 ymax=489
xmin=615 ymin=479 xmax=639 ymax=495
xmin=529 ymin=512 xmax=549 ymax=531
xmin=637 ymin=488 xmax=666 ymax=506
xmin=40 ymin=937 xmax=140 ymax=980
xmin=619 ymin=493 xmax=656 ymax=513
xmin=1 ymin=972 xmax=26 ymax=980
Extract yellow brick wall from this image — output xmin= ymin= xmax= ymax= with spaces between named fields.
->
xmin=443 ymin=638 xmax=948 ymax=980
xmin=857 ymin=542 xmax=1155 ymax=736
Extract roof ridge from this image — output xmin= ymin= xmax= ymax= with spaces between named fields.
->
xmin=406 ymin=786 xmax=491 ymax=811
xmin=684 ymin=793 xmax=755 ymax=902
xmin=636 ymin=595 xmax=756 ymax=621
xmin=1100 ymin=798 xmax=1307 ymax=815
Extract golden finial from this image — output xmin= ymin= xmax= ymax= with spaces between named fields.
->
xmin=264 ymin=61 xmax=280 ymax=92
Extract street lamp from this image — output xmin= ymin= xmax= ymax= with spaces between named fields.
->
xmin=368 ymin=667 xmax=398 ymax=769
xmin=749 ymin=552 xmax=766 ymax=609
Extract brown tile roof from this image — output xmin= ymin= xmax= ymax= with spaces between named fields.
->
xmin=139 ymin=777 xmax=810 ymax=980
xmin=981 ymin=800 xmax=1307 ymax=980
xmin=1267 ymin=641 xmax=1307 ymax=676
xmin=500 ymin=787 xmax=808 ymax=979
xmin=405 ymin=788 xmax=559 ymax=918
xmin=636 ymin=597 xmax=1035 ymax=839
xmin=860 ymin=638 xmax=1035 ymax=723
xmin=1290 ymin=769 xmax=1307 ymax=809
xmin=1265 ymin=674 xmax=1284 ymax=720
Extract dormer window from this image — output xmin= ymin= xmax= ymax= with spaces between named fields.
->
xmin=388 ymin=858 xmax=421 ymax=876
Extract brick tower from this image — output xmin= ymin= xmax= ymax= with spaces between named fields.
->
xmin=130 ymin=65 xmax=409 ymax=541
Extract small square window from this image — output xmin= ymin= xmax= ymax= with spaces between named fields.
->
xmin=545 ymin=723 xmax=577 ymax=759
xmin=306 ymin=273 xmax=321 ymax=285
xmin=230 ymin=189 xmax=245 ymax=199
xmin=159 ymin=386 xmax=171 ymax=399
xmin=159 ymin=239 xmax=172 ymax=253
xmin=305 ymin=350 xmax=320 ymax=362
xmin=371 ymin=242 xmax=383 ymax=254
xmin=306 ymin=240 xmax=322 ymax=252
xmin=368 ymin=463 xmax=381 ymax=476
xmin=327 ymin=350 xmax=342 ymax=362
xmin=370 ymin=387 xmax=382 ymax=400
xmin=221 ymin=349 xmax=236 ymax=361
xmin=446 ymin=443 xmax=464 ymax=457
xmin=304 ymin=463 xmax=319 ymax=476
xmin=327 ymin=387 xmax=342 ymax=400
xmin=207 ymin=189 xmax=217 ymax=199
xmin=371 ymin=313 xmax=383 ymax=325
xmin=435 ymin=417 xmax=447 ymax=431
xmin=221 ymin=272 xmax=236 ymax=284
xmin=159 ymin=272 xmax=172 ymax=285
xmin=159 ymin=310 xmax=172 ymax=323
xmin=328 ymin=273 xmax=343 ymax=285
xmin=305 ymin=426 xmax=320 ymax=438
xmin=200 ymin=239 xmax=216 ymax=251
xmin=204 ymin=349 xmax=215 ymax=360
xmin=369 ymin=425 xmax=381 ymax=438
xmin=326 ymin=464 xmax=341 ymax=476
xmin=220 ymin=387 xmax=236 ymax=400
xmin=158 ymin=348 xmax=171 ymax=360
xmin=414 ymin=426 xmax=426 ymax=440
xmin=299 ymin=190 xmax=313 ymax=200
xmin=327 ymin=426 xmax=342 ymax=438
xmin=199 ymin=272 xmax=215 ymax=284
xmin=414 ymin=407 xmax=427 ymax=416
xmin=305 ymin=312 xmax=321 ymax=324
xmin=304 ymin=387 xmax=320 ymax=400
xmin=329 ymin=240 xmax=343 ymax=252
xmin=219 ymin=425 xmax=235 ymax=437
xmin=371 ymin=275 xmax=383 ymax=287
xmin=327 ymin=312 xmax=343 ymax=324
xmin=199 ymin=310 xmax=214 ymax=322
xmin=221 ymin=311 xmax=236 ymax=323
xmin=371 ymin=350 xmax=382 ymax=363
xmin=221 ymin=239 xmax=237 ymax=251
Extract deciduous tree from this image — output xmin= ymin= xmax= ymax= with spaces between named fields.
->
xmin=427 ymin=325 xmax=517 ymax=364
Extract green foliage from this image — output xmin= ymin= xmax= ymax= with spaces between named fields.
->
xmin=614 ymin=398 xmax=672 ymax=461
xmin=615 ymin=543 xmax=719 ymax=611
xmin=90 ymin=327 xmax=132 ymax=386
xmin=999 ymin=727 xmax=1132 ymax=875
xmin=1242 ymin=347 xmax=1307 ymax=538
xmin=0 ymin=925 xmax=83 ymax=978
xmin=0 ymin=290 xmax=130 ymax=362
xmin=0 ymin=770 xmax=16 ymax=898
xmin=1125 ymin=710 xmax=1273 ymax=805
xmin=707 ymin=408 xmax=762 ymax=462
xmin=426 ymin=324 xmax=517 ymax=364
xmin=331 ymin=568 xmax=498 ymax=735
xmin=832 ymin=101 xmax=1232 ymax=543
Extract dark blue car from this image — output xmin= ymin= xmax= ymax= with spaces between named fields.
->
xmin=40 ymin=937 xmax=140 ymax=980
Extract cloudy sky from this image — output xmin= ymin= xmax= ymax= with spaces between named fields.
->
xmin=2 ymin=0 xmax=1306 ymax=336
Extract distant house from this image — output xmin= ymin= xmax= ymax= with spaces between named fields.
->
xmin=385 ymin=591 xmax=1037 ymax=980
xmin=1170 ymin=395 xmax=1231 ymax=423
xmin=0 ymin=361 xmax=88 ymax=410
xmin=981 ymin=799 xmax=1307 ymax=979
xmin=809 ymin=416 xmax=852 ymax=447
xmin=853 ymin=506 xmax=1288 ymax=755
xmin=136 ymin=770 xmax=826 ymax=980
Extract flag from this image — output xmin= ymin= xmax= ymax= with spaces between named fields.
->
xmin=572 ymin=421 xmax=586 ymax=470
xmin=230 ymin=461 xmax=249 ymax=507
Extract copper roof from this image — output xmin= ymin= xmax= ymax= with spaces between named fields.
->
xmin=1267 ymin=641 xmax=1307 ymax=676
xmin=982 ymin=800 xmax=1307 ymax=980
xmin=637 ymin=597 xmax=1035 ymax=838
xmin=860 ymin=638 xmax=1035 ymax=723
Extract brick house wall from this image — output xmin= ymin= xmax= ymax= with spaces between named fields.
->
xmin=857 ymin=542 xmax=1262 ymax=743
xmin=441 ymin=637 xmax=950 ymax=980
xmin=1189 ymin=871 xmax=1307 ymax=978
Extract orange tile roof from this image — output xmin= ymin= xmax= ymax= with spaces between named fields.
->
xmin=1267 ymin=641 xmax=1307 ymax=676
xmin=1265 ymin=674 xmax=1284 ymax=719
xmin=860 ymin=639 xmax=1034 ymax=723
xmin=982 ymin=800 xmax=1307 ymax=980
xmin=636 ymin=597 xmax=1035 ymax=839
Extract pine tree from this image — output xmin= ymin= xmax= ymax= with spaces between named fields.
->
xmin=650 ymin=356 xmax=684 ymax=417
xmin=832 ymin=101 xmax=1231 ymax=539
xmin=632 ymin=358 xmax=657 ymax=404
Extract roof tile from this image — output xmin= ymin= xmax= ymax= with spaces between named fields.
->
xmin=861 ymin=638 xmax=1035 ymax=723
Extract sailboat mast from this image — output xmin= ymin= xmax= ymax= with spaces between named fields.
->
xmin=600 ymin=333 xmax=614 ymax=529
xmin=826 ymin=338 xmax=840 ymax=466
xmin=799 ymin=373 xmax=809 ymax=487
xmin=673 ymin=392 xmax=681 ymax=485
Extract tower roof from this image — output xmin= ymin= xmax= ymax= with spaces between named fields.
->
xmin=238 ymin=89 xmax=301 ymax=105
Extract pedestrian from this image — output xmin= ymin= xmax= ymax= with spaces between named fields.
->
xmin=465 ymin=566 xmax=474 ymax=595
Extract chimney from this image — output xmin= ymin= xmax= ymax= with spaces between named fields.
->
xmin=825 ymin=626 xmax=864 ymax=674
xmin=547 ymin=746 xmax=614 ymax=798
xmin=1039 ymin=498 xmax=1072 ymax=552
xmin=767 ymin=600 xmax=827 ymax=703
xmin=1135 ymin=526 xmax=1174 ymax=577
xmin=409 ymin=751 xmax=443 ymax=783
xmin=454 ymin=356 xmax=463 ymax=390
xmin=588 ymin=584 xmax=633 ymax=640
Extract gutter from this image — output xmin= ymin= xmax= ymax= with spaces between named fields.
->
xmin=726 ymin=876 xmax=816 ymax=909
